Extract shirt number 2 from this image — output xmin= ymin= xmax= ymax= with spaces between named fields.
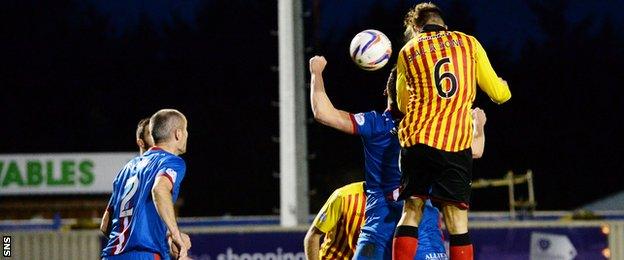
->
xmin=119 ymin=176 xmax=139 ymax=218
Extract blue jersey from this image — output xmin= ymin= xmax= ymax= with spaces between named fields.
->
xmin=102 ymin=147 xmax=186 ymax=260
xmin=351 ymin=110 xmax=402 ymax=200
xmin=351 ymin=110 xmax=446 ymax=260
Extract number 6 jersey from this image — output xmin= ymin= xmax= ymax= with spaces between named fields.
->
xmin=102 ymin=147 xmax=186 ymax=259
xmin=396 ymin=24 xmax=511 ymax=152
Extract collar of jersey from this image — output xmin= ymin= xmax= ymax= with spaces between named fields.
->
xmin=384 ymin=109 xmax=403 ymax=123
xmin=421 ymin=24 xmax=447 ymax=33
xmin=144 ymin=146 xmax=166 ymax=156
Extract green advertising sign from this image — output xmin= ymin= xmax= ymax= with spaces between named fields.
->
xmin=0 ymin=153 xmax=135 ymax=194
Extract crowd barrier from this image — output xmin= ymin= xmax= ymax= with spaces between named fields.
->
xmin=2 ymin=230 xmax=101 ymax=259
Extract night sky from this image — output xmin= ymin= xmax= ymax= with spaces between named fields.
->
xmin=2 ymin=0 xmax=624 ymax=216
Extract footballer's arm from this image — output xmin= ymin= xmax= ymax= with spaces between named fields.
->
xmin=99 ymin=207 xmax=111 ymax=235
xmin=168 ymin=232 xmax=192 ymax=258
xmin=474 ymin=38 xmax=511 ymax=104
xmin=152 ymin=176 xmax=188 ymax=259
xmin=471 ymin=108 xmax=487 ymax=158
xmin=309 ymin=56 xmax=356 ymax=134
xmin=304 ymin=226 xmax=324 ymax=260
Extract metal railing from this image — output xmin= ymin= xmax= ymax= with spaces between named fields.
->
xmin=472 ymin=170 xmax=536 ymax=218
xmin=4 ymin=230 xmax=101 ymax=260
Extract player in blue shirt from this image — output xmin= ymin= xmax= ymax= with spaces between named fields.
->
xmin=100 ymin=118 xmax=154 ymax=237
xmin=100 ymin=117 xmax=192 ymax=258
xmin=309 ymin=56 xmax=487 ymax=260
xmin=100 ymin=109 xmax=190 ymax=260
xmin=309 ymin=56 xmax=444 ymax=259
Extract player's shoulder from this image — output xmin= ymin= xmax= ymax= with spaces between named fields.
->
xmin=122 ymin=156 xmax=141 ymax=169
xmin=335 ymin=182 xmax=365 ymax=197
xmin=361 ymin=110 xmax=395 ymax=124
xmin=360 ymin=110 xmax=385 ymax=119
xmin=162 ymin=154 xmax=186 ymax=168
xmin=451 ymin=31 xmax=478 ymax=44
xmin=450 ymin=30 xmax=473 ymax=38
xmin=353 ymin=110 xmax=378 ymax=125
xmin=354 ymin=110 xmax=397 ymax=137
xmin=399 ymin=38 xmax=418 ymax=55
xmin=117 ymin=155 xmax=142 ymax=174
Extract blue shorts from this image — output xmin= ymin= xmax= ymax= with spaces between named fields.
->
xmin=102 ymin=251 xmax=163 ymax=260
xmin=353 ymin=194 xmax=402 ymax=260
xmin=353 ymin=196 xmax=448 ymax=260
xmin=415 ymin=201 xmax=448 ymax=260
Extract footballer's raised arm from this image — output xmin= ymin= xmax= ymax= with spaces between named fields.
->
xmin=309 ymin=56 xmax=357 ymax=134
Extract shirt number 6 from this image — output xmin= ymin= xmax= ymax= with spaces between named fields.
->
xmin=434 ymin=57 xmax=458 ymax=99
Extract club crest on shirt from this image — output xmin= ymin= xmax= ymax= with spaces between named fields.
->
xmin=354 ymin=113 xmax=365 ymax=126
xmin=165 ymin=168 xmax=178 ymax=182
xmin=319 ymin=212 xmax=327 ymax=222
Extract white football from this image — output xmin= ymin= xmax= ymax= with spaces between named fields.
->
xmin=349 ymin=29 xmax=392 ymax=71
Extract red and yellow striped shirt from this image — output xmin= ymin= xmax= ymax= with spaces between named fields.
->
xmin=396 ymin=27 xmax=511 ymax=151
xmin=312 ymin=182 xmax=366 ymax=260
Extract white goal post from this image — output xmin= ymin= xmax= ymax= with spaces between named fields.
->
xmin=278 ymin=0 xmax=309 ymax=227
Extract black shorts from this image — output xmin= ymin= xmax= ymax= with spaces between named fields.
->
xmin=398 ymin=143 xmax=473 ymax=209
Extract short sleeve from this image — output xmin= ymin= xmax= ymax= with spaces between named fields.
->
xmin=105 ymin=194 xmax=114 ymax=213
xmin=156 ymin=157 xmax=186 ymax=199
xmin=311 ymin=190 xmax=343 ymax=233
xmin=350 ymin=111 xmax=378 ymax=138
xmin=106 ymin=174 xmax=121 ymax=213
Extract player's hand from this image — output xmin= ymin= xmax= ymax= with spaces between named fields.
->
xmin=168 ymin=232 xmax=189 ymax=259
xmin=309 ymin=56 xmax=327 ymax=74
xmin=472 ymin=108 xmax=487 ymax=136
xmin=181 ymin=232 xmax=191 ymax=249
xmin=170 ymin=232 xmax=192 ymax=255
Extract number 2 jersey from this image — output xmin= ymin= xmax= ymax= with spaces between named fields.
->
xmin=396 ymin=25 xmax=511 ymax=152
xmin=102 ymin=147 xmax=186 ymax=259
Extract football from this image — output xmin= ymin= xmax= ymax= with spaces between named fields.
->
xmin=349 ymin=29 xmax=392 ymax=71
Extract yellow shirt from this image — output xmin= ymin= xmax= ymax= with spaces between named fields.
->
xmin=312 ymin=182 xmax=366 ymax=260
xmin=396 ymin=29 xmax=511 ymax=151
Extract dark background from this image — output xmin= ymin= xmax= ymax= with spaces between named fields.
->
xmin=1 ymin=0 xmax=623 ymax=216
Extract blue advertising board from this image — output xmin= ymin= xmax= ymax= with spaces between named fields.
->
xmin=184 ymin=227 xmax=608 ymax=260
xmin=187 ymin=231 xmax=306 ymax=260
xmin=471 ymin=227 xmax=608 ymax=260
